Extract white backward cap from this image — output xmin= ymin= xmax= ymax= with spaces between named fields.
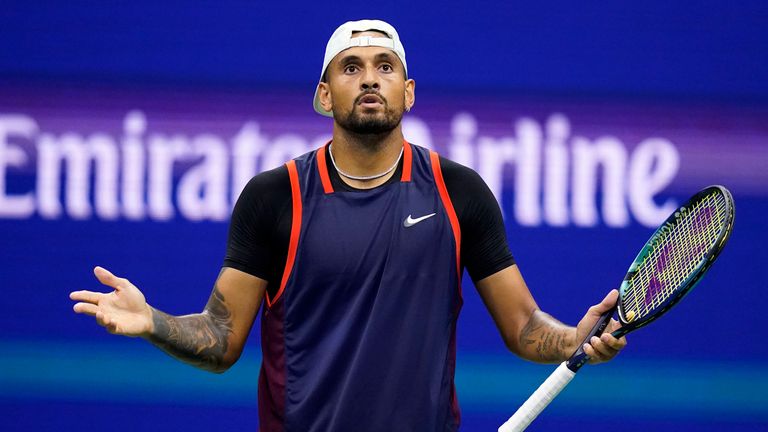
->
xmin=313 ymin=19 xmax=407 ymax=117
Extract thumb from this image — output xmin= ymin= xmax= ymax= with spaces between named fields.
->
xmin=593 ymin=289 xmax=619 ymax=314
xmin=93 ymin=266 xmax=123 ymax=291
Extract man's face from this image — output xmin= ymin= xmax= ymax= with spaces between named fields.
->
xmin=318 ymin=32 xmax=415 ymax=135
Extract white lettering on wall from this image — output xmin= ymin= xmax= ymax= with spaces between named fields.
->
xmin=451 ymin=113 xmax=679 ymax=228
xmin=543 ymin=114 xmax=569 ymax=226
xmin=231 ymin=122 xmax=265 ymax=206
xmin=122 ymin=110 xmax=147 ymax=220
xmin=0 ymin=110 xmax=680 ymax=227
xmin=572 ymin=136 xmax=628 ymax=227
xmin=629 ymin=137 xmax=679 ymax=226
xmin=515 ymin=118 xmax=543 ymax=226
xmin=0 ymin=115 xmax=36 ymax=218
xmin=36 ymin=131 xmax=119 ymax=220
xmin=262 ymin=134 xmax=308 ymax=172
xmin=148 ymin=134 xmax=189 ymax=220
xmin=448 ymin=113 xmax=476 ymax=171
xmin=177 ymin=134 xmax=229 ymax=221
xmin=402 ymin=117 xmax=433 ymax=149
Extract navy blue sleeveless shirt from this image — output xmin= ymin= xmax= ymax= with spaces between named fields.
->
xmin=258 ymin=142 xmax=463 ymax=431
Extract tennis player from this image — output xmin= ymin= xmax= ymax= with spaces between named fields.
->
xmin=70 ymin=19 xmax=627 ymax=431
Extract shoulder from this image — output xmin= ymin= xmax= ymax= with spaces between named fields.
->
xmin=241 ymin=165 xmax=290 ymax=195
xmin=434 ymin=155 xmax=492 ymax=202
xmin=233 ymin=164 xmax=291 ymax=213
xmin=437 ymin=155 xmax=484 ymax=184
xmin=409 ymin=144 xmax=487 ymax=188
xmin=431 ymin=154 xmax=514 ymax=280
xmin=245 ymin=145 xmax=322 ymax=194
xmin=431 ymin=153 xmax=502 ymax=231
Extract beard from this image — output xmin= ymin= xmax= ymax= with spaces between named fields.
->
xmin=334 ymin=93 xmax=404 ymax=135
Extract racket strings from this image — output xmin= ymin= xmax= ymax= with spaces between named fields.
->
xmin=622 ymin=192 xmax=727 ymax=319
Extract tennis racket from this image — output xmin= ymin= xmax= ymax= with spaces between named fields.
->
xmin=498 ymin=185 xmax=735 ymax=432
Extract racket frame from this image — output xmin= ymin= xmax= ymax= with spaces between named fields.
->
xmin=567 ymin=186 xmax=734 ymax=371
xmin=500 ymin=185 xmax=735 ymax=432
xmin=614 ymin=185 xmax=734 ymax=339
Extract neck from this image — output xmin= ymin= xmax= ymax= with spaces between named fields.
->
xmin=329 ymin=126 xmax=404 ymax=189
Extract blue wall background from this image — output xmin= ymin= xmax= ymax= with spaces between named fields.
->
xmin=1 ymin=2 xmax=767 ymax=431
xmin=3 ymin=1 xmax=768 ymax=99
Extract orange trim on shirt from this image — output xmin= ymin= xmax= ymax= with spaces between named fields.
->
xmin=400 ymin=140 xmax=412 ymax=182
xmin=268 ymin=159 xmax=302 ymax=307
xmin=430 ymin=150 xmax=462 ymax=298
xmin=316 ymin=142 xmax=334 ymax=194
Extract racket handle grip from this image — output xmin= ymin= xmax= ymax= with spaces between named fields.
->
xmin=498 ymin=362 xmax=576 ymax=432
xmin=567 ymin=307 xmax=614 ymax=371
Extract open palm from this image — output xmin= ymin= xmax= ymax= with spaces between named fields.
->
xmin=70 ymin=266 xmax=153 ymax=337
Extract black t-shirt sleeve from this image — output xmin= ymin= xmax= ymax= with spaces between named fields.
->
xmin=439 ymin=156 xmax=515 ymax=282
xmin=223 ymin=165 xmax=292 ymax=296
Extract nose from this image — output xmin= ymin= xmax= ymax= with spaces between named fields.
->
xmin=360 ymin=67 xmax=379 ymax=91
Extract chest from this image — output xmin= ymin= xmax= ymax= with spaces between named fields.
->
xmin=295 ymin=182 xmax=454 ymax=279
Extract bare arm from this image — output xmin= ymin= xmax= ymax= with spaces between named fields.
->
xmin=516 ymin=309 xmax=577 ymax=363
xmin=475 ymin=265 xmax=626 ymax=364
xmin=70 ymin=266 xmax=266 ymax=373
xmin=146 ymin=267 xmax=265 ymax=372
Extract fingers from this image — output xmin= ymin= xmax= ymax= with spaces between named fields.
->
xmin=585 ymin=319 xmax=627 ymax=363
xmin=70 ymin=289 xmax=109 ymax=324
xmin=93 ymin=266 xmax=126 ymax=291
xmin=583 ymin=339 xmax=615 ymax=363
xmin=596 ymin=289 xmax=618 ymax=311
xmin=584 ymin=290 xmax=619 ymax=319
xmin=72 ymin=302 xmax=100 ymax=316
xmin=69 ymin=290 xmax=104 ymax=304
xmin=71 ymin=267 xmax=131 ymax=335
xmin=71 ymin=299 xmax=118 ymax=332
xmin=95 ymin=311 xmax=118 ymax=333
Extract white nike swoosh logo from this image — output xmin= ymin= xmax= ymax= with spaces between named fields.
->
xmin=403 ymin=213 xmax=436 ymax=227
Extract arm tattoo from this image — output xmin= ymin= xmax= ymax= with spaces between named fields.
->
xmin=519 ymin=310 xmax=574 ymax=363
xmin=148 ymin=278 xmax=234 ymax=373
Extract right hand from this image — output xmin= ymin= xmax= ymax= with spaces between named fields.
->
xmin=70 ymin=266 xmax=154 ymax=337
xmin=574 ymin=289 xmax=627 ymax=364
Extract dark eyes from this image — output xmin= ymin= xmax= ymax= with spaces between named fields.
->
xmin=342 ymin=64 xmax=394 ymax=74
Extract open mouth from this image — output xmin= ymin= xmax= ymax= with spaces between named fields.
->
xmin=358 ymin=94 xmax=384 ymax=106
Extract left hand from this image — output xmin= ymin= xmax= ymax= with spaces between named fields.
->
xmin=575 ymin=289 xmax=627 ymax=364
xmin=70 ymin=266 xmax=154 ymax=337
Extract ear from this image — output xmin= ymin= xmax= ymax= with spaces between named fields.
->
xmin=317 ymin=82 xmax=333 ymax=112
xmin=404 ymin=79 xmax=416 ymax=112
